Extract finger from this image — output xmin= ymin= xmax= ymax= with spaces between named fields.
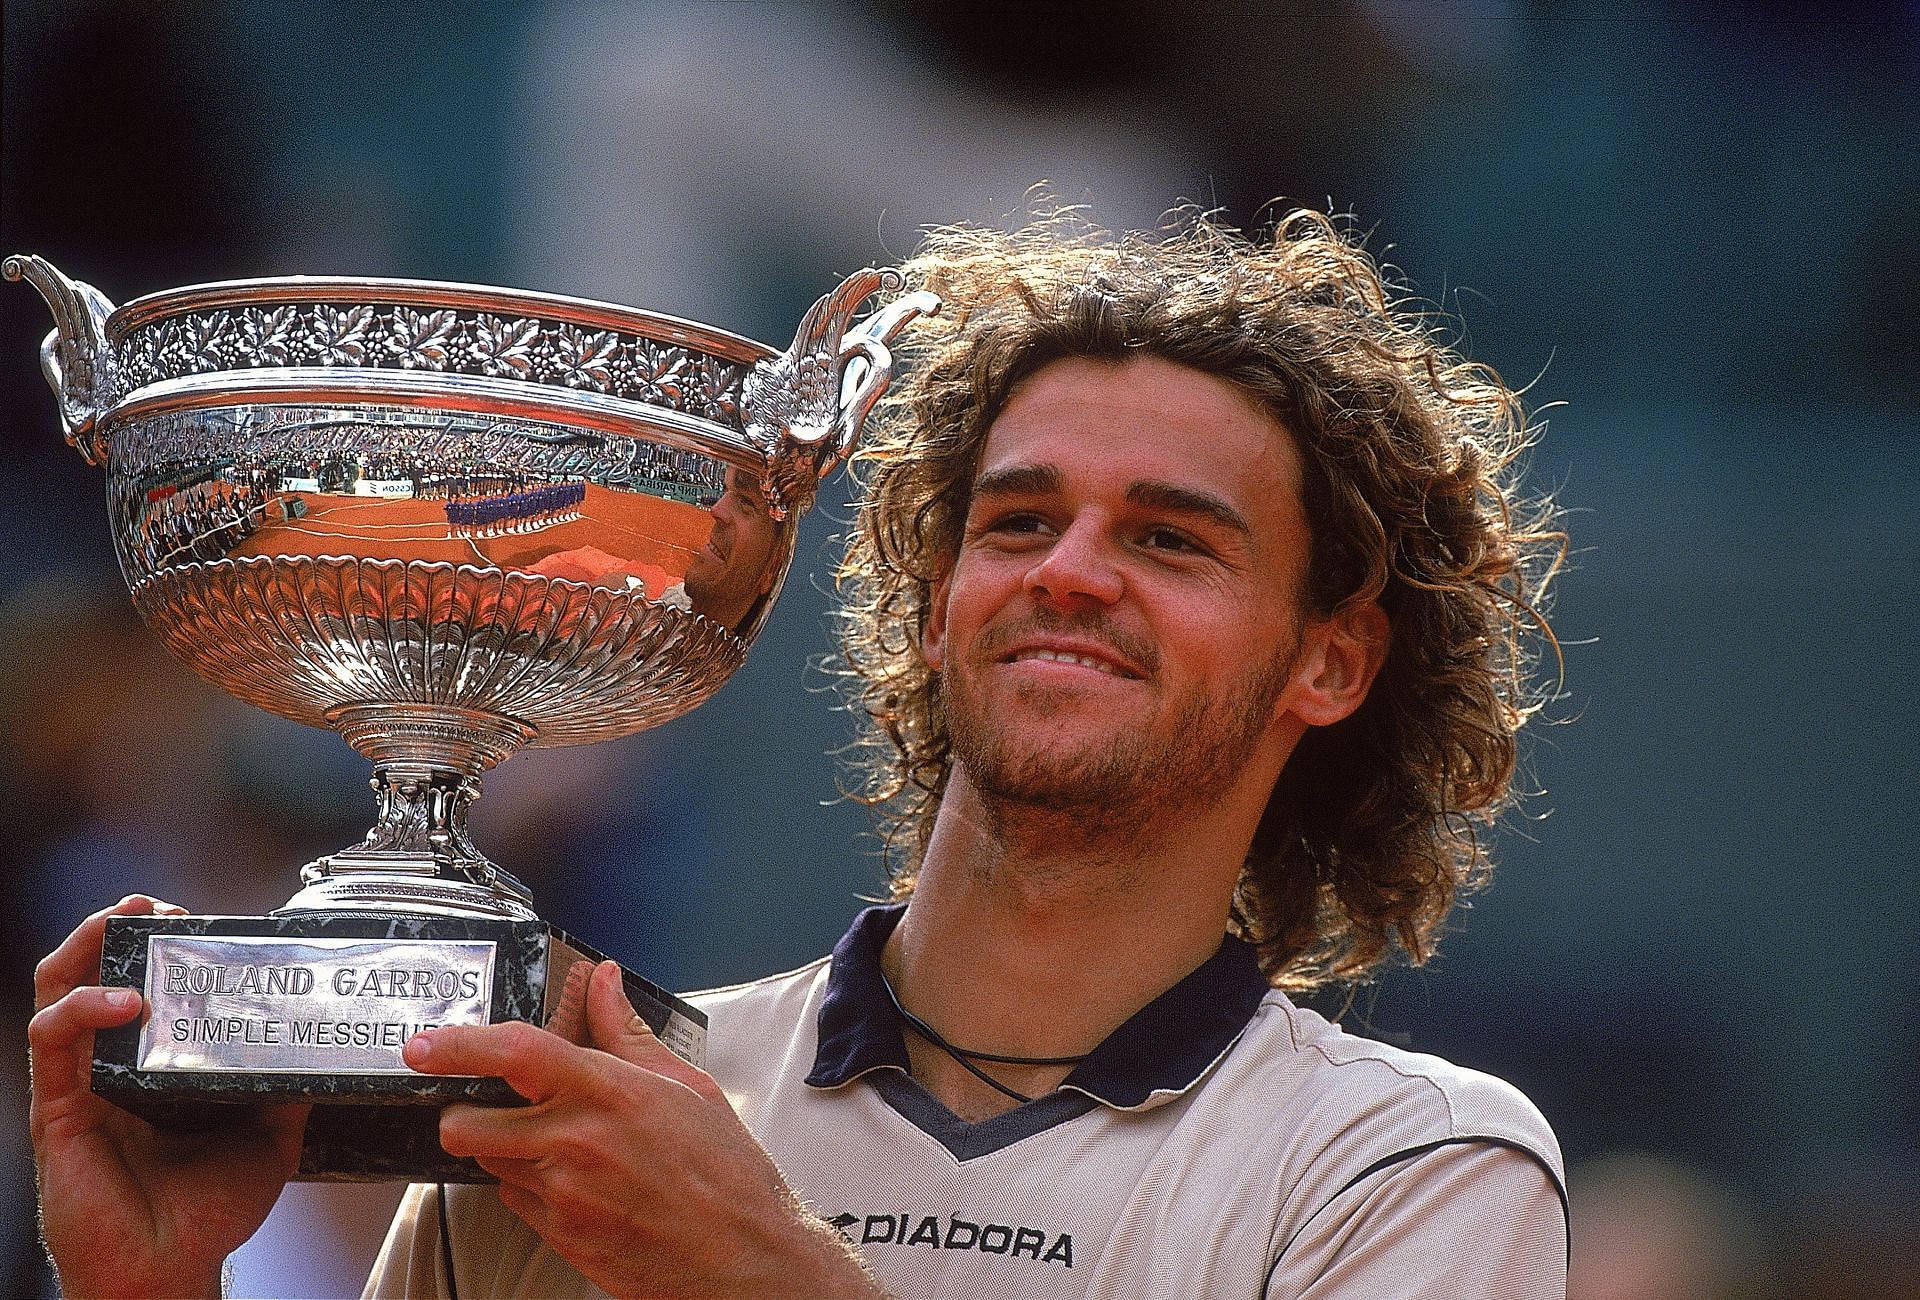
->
xmin=585 ymin=962 xmax=722 ymax=1101
xmin=34 ymin=895 xmax=184 ymax=1012
xmin=470 ymin=1153 xmax=545 ymax=1190
xmin=543 ymin=959 xmax=594 ymax=1047
xmin=28 ymin=986 xmax=143 ymax=1120
xmin=437 ymin=1101 xmax=561 ymax=1164
xmin=491 ymin=1176 xmax=551 ymax=1235
xmin=197 ymin=1101 xmax=314 ymax=1170
xmin=404 ymin=1020 xmax=581 ymax=1103
xmin=257 ymin=1100 xmax=315 ymax=1149
xmin=138 ymin=1101 xmax=314 ymax=1207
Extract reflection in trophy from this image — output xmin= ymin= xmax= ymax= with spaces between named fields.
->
xmin=6 ymin=253 xmax=936 ymax=1179
xmin=682 ymin=466 xmax=784 ymax=631
xmin=524 ymin=464 xmax=784 ymax=633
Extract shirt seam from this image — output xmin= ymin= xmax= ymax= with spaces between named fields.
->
xmin=1293 ymin=1013 xmax=1462 ymax=1135
xmin=1264 ymin=1136 xmax=1571 ymax=1289
xmin=690 ymin=952 xmax=833 ymax=1001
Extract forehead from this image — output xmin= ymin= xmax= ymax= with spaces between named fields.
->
xmin=975 ymin=354 xmax=1305 ymax=516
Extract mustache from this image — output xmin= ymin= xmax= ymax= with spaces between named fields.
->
xmin=972 ymin=608 xmax=1159 ymax=676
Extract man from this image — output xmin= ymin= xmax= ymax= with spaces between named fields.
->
xmin=31 ymin=208 xmax=1567 ymax=1298
xmin=527 ymin=465 xmax=786 ymax=632
xmin=679 ymin=465 xmax=786 ymax=633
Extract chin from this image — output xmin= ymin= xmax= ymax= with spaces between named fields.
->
xmin=966 ymin=736 xmax=1142 ymax=804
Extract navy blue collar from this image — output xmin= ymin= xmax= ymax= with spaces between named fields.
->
xmin=805 ymin=903 xmax=1270 ymax=1109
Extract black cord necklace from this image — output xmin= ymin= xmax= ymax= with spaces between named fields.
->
xmin=880 ymin=972 xmax=1090 ymax=1105
xmin=437 ymin=1181 xmax=460 ymax=1300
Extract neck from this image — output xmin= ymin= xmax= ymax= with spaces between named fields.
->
xmin=881 ymin=766 xmax=1256 ymax=1118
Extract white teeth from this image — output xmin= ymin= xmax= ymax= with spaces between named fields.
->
xmin=1014 ymin=649 xmax=1120 ymax=675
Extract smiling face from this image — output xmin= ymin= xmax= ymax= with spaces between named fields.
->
xmin=684 ymin=466 xmax=782 ymax=631
xmin=923 ymin=354 xmax=1340 ymax=821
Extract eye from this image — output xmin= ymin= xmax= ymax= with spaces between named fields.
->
xmin=1141 ymin=525 xmax=1206 ymax=555
xmin=977 ymin=510 xmax=1053 ymax=538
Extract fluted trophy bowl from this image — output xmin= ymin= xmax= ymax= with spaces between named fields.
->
xmin=7 ymin=253 xmax=937 ymax=918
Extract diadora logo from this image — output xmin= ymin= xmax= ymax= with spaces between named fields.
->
xmin=824 ymin=1211 xmax=1074 ymax=1268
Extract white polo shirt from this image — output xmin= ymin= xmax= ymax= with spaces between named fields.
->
xmin=367 ymin=905 xmax=1567 ymax=1298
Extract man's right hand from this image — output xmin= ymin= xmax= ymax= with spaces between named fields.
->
xmin=29 ymin=895 xmax=309 ymax=1300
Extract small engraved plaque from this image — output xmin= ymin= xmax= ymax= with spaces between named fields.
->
xmin=139 ymin=935 xmax=495 ymax=1075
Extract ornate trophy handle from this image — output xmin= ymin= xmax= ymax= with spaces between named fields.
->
xmin=744 ymin=269 xmax=941 ymax=520
xmin=3 ymin=254 xmax=117 ymax=465
xmin=837 ymin=287 xmax=942 ymax=449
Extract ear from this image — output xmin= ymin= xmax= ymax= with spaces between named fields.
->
xmin=922 ymin=565 xmax=951 ymax=671
xmin=1285 ymin=600 xmax=1390 ymax=728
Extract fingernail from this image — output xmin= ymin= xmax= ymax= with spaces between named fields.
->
xmin=403 ymin=1032 xmax=433 ymax=1066
xmin=104 ymin=989 xmax=138 ymax=1009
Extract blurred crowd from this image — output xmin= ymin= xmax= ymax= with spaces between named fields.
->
xmin=4 ymin=3 xmax=1915 ymax=1295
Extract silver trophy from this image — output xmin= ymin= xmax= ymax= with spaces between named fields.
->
xmin=8 ymin=253 xmax=936 ymax=1179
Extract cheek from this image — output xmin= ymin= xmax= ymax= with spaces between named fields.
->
xmin=928 ymin=587 xmax=993 ymax=672
xmin=933 ymin=571 xmax=1010 ymax=662
xmin=924 ymin=549 xmax=1009 ymax=666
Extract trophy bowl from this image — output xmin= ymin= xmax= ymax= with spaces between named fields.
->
xmin=8 ymin=253 xmax=936 ymax=1178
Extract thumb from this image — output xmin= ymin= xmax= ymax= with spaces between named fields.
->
xmin=583 ymin=961 xmax=724 ymax=1100
xmin=584 ymin=960 xmax=675 ymax=1065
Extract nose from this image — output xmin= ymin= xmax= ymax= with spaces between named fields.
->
xmin=1022 ymin=517 xmax=1123 ymax=607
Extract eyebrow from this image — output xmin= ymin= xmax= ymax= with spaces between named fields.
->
xmin=970 ymin=463 xmax=1063 ymax=500
xmin=970 ymin=463 xmax=1251 ymax=539
xmin=1126 ymin=480 xmax=1252 ymax=539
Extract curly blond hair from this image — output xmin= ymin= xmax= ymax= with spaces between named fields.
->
xmin=833 ymin=207 xmax=1564 ymax=989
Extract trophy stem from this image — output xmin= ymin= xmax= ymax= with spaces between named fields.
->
xmin=280 ymin=703 xmax=538 ymax=919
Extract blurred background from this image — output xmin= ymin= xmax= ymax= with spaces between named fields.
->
xmin=3 ymin=3 xmax=1914 ymax=1296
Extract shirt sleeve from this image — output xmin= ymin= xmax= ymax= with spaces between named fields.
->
xmin=362 ymin=1183 xmax=600 ymax=1299
xmin=1267 ymin=1140 xmax=1567 ymax=1300
xmin=363 ymin=1184 xmax=443 ymax=1300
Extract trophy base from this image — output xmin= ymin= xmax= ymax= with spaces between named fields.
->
xmin=95 ymin=911 xmax=706 ymax=1182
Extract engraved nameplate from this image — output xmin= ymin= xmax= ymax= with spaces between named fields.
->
xmin=138 ymin=935 xmax=496 ymax=1075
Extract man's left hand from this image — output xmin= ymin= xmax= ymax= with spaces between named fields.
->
xmin=405 ymin=962 xmax=879 ymax=1299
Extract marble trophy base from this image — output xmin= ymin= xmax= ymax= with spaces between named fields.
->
xmin=95 ymin=912 xmax=706 ymax=1182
